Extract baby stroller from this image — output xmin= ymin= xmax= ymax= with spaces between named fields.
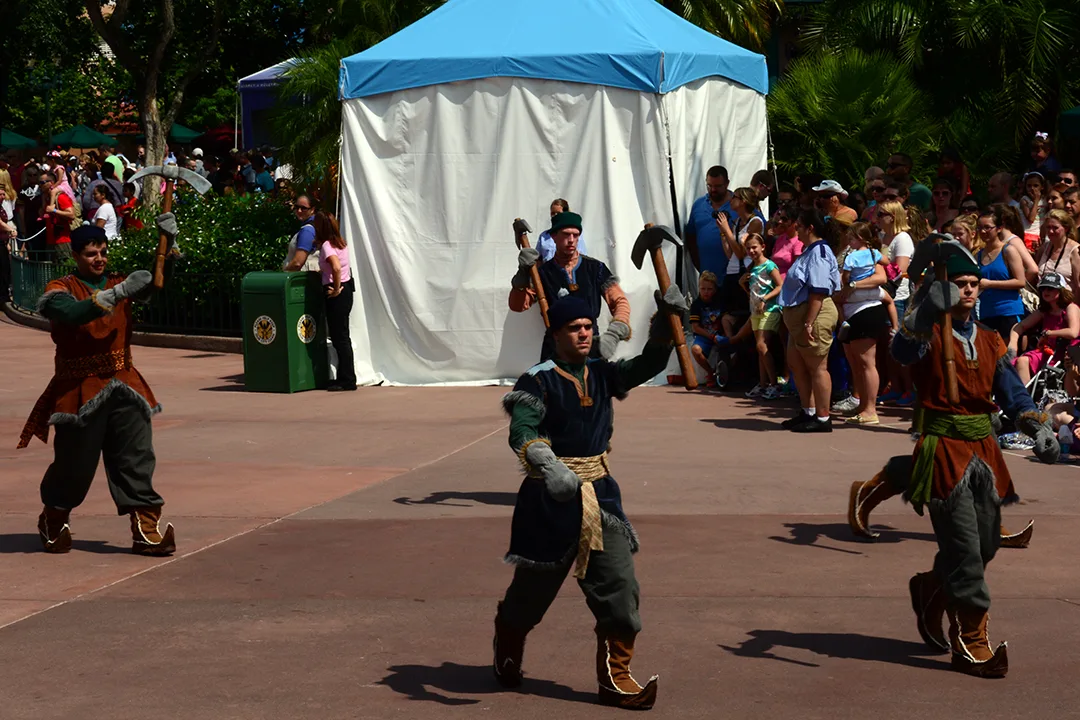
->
xmin=999 ymin=337 xmax=1071 ymax=451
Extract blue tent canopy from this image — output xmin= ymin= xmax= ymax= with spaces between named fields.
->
xmin=339 ymin=0 xmax=767 ymax=100
xmin=237 ymin=60 xmax=296 ymax=149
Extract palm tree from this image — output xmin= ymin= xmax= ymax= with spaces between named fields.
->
xmin=767 ymin=49 xmax=939 ymax=187
xmin=660 ymin=0 xmax=783 ymax=51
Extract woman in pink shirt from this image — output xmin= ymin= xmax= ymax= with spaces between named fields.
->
xmin=314 ymin=212 xmax=356 ymax=391
xmin=768 ymin=204 xmax=803 ymax=278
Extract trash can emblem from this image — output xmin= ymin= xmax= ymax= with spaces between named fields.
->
xmin=253 ymin=315 xmax=277 ymax=345
xmin=297 ymin=314 xmax=317 ymax=344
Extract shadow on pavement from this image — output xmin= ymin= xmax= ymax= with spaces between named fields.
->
xmin=720 ymin=630 xmax=946 ymax=670
xmin=0 ymin=533 xmax=131 ymax=555
xmin=769 ymin=522 xmax=935 ymax=553
xmin=200 ymin=373 xmax=246 ymax=392
xmin=392 ymin=491 xmax=517 ymax=507
xmin=702 ymin=417 xmax=782 ymax=432
xmin=378 ymin=662 xmax=594 ymax=705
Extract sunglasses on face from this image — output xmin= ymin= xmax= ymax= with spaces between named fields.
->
xmin=1062 ymin=177 xmax=1077 ymax=186
xmin=961 ymin=206 xmax=978 ymax=213
xmin=295 ymin=205 xmax=311 ymax=211
xmin=933 ymin=190 xmax=951 ymax=197
xmin=883 ymin=193 xmax=899 ymax=200
xmin=870 ymin=185 xmax=885 ymax=192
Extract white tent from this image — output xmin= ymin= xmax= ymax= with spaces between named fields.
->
xmin=337 ymin=0 xmax=768 ymax=385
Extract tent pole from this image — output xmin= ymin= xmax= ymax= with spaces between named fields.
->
xmin=234 ymin=92 xmax=240 ymax=151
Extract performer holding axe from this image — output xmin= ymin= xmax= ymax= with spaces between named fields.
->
xmin=885 ymin=236 xmax=1057 ymax=677
xmin=509 ymin=212 xmax=631 ymax=362
xmin=19 ymin=216 xmax=186 ymax=556
xmin=493 ymin=288 xmax=687 ymax=710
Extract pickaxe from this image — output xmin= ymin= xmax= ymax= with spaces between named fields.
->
xmin=513 ymin=218 xmax=550 ymax=328
xmin=907 ymin=234 xmax=978 ymax=404
xmin=129 ymin=164 xmax=212 ymax=289
xmin=632 ymin=224 xmax=697 ymax=390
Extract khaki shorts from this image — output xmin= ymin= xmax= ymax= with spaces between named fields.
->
xmin=751 ymin=311 xmax=781 ymax=332
xmin=783 ymin=297 xmax=838 ymax=357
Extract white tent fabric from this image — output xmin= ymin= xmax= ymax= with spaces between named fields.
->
xmin=338 ymin=76 xmax=766 ymax=385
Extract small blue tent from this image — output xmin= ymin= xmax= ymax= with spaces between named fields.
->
xmin=339 ymin=0 xmax=767 ymax=99
xmin=237 ymin=59 xmax=296 ymax=149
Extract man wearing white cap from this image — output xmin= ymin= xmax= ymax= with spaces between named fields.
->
xmin=192 ymin=148 xmax=206 ymax=177
xmin=813 ymin=180 xmax=857 ymax=224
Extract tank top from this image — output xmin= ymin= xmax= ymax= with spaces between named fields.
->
xmin=726 ymin=217 xmax=757 ymax=275
xmin=1037 ymin=241 xmax=1077 ymax=283
xmin=977 ymin=245 xmax=1024 ymax=319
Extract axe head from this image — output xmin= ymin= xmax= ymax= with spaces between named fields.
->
xmin=513 ymin=218 xmax=532 ymax=249
xmin=130 ymin=164 xmax=213 ymax=196
xmin=631 ymin=224 xmax=681 ymax=270
xmin=907 ymin=233 xmax=977 ymax=284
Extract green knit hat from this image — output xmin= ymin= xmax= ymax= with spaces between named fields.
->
xmin=549 ymin=211 xmax=582 ymax=234
xmin=944 ymin=253 xmax=981 ymax=279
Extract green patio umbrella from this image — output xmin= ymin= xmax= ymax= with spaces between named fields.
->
xmin=0 ymin=127 xmax=37 ymax=149
xmin=49 ymin=124 xmax=117 ymax=148
xmin=169 ymin=124 xmax=202 ymax=143
xmin=1062 ymin=105 xmax=1080 ymax=138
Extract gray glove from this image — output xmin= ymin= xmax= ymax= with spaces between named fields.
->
xmin=1016 ymin=412 xmax=1060 ymax=465
xmin=599 ymin=320 xmax=631 ymax=359
xmin=156 ymin=212 xmax=180 ymax=254
xmin=648 ymin=286 xmax=690 ymax=344
xmin=904 ymin=279 xmax=959 ymax=338
xmin=96 ymin=270 xmax=153 ymax=310
xmin=524 ymin=442 xmax=581 ymax=502
xmin=511 ymin=247 xmax=540 ymax=289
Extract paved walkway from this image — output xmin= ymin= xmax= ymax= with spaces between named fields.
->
xmin=2 ymin=318 xmax=1078 ymax=719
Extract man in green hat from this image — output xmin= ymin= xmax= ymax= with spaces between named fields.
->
xmin=884 ymin=241 xmax=1057 ymax=678
xmin=494 ymin=287 xmax=686 ymax=710
xmin=510 ymin=211 xmax=631 ymax=361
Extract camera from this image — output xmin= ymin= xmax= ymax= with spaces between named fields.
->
xmin=711 ymin=210 xmax=721 ymax=220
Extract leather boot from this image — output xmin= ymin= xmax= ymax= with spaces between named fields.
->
xmin=948 ymin=605 xmax=1008 ymax=678
xmin=999 ymin=519 xmax=1034 ymax=549
xmin=492 ymin=604 xmax=527 ymax=689
xmin=596 ymin=634 xmax=658 ymax=710
xmin=37 ymin=506 xmax=72 ymax=554
xmin=848 ymin=471 xmax=899 ymax=540
xmin=908 ymin=572 xmax=949 ymax=653
xmin=129 ymin=506 xmax=176 ymax=556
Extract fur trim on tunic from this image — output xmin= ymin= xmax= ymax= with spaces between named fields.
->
xmin=36 ymin=289 xmax=72 ymax=314
xmin=48 ymin=378 xmax=162 ymax=427
xmin=928 ymin=454 xmax=1000 ymax=513
xmin=502 ymin=390 xmax=546 ymax=419
xmin=503 ymin=544 xmax=576 ymax=571
xmin=600 ymin=275 xmax=620 ymax=293
xmin=601 ymin=509 xmax=640 ymax=553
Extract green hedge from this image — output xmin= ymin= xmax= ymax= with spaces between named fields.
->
xmin=107 ymin=190 xmax=295 ymax=275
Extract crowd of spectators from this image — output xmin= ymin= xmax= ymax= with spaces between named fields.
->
xmin=682 ymin=132 xmax=1080 ymax=446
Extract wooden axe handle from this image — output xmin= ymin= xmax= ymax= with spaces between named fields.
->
xmin=152 ymin=180 xmax=175 ymax=290
xmin=515 ymin=230 xmax=550 ymax=328
xmin=650 ymin=245 xmax=697 ymax=390
xmin=935 ymin=262 xmax=959 ymax=404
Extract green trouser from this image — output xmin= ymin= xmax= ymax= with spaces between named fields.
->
xmin=499 ymin=524 xmax=642 ymax=637
xmin=927 ymin=462 xmax=1001 ymax=612
xmin=40 ymin=393 xmax=162 ymax=514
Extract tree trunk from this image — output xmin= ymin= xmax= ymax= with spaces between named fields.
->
xmin=141 ymin=93 xmax=166 ymax=209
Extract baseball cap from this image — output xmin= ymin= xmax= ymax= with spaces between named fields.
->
xmin=192 ymin=148 xmax=203 ymax=157
xmin=812 ymin=179 xmax=848 ymax=198
xmin=1038 ymin=272 xmax=1066 ymax=290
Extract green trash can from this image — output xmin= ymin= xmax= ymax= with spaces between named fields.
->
xmin=241 ymin=271 xmax=329 ymax=392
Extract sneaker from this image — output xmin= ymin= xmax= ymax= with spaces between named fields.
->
xmin=745 ymin=384 xmax=764 ymax=399
xmin=877 ymin=390 xmax=902 ymax=405
xmin=762 ymin=385 xmax=783 ymax=401
xmin=781 ymin=410 xmax=812 ymax=429
xmin=791 ymin=416 xmax=833 ymax=433
xmin=830 ymin=395 xmax=860 ymax=415
xmin=895 ymin=392 xmax=915 ymax=407
xmin=845 ymin=414 xmax=881 ymax=426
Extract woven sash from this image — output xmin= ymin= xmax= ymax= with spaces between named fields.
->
xmin=527 ymin=452 xmax=609 ymax=579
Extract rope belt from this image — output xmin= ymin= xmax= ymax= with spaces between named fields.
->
xmin=54 ymin=349 xmax=132 ymax=380
xmin=528 ymin=452 xmax=610 ymax=579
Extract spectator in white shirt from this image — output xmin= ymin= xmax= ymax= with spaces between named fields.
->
xmin=91 ymin=185 xmax=120 ymax=239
